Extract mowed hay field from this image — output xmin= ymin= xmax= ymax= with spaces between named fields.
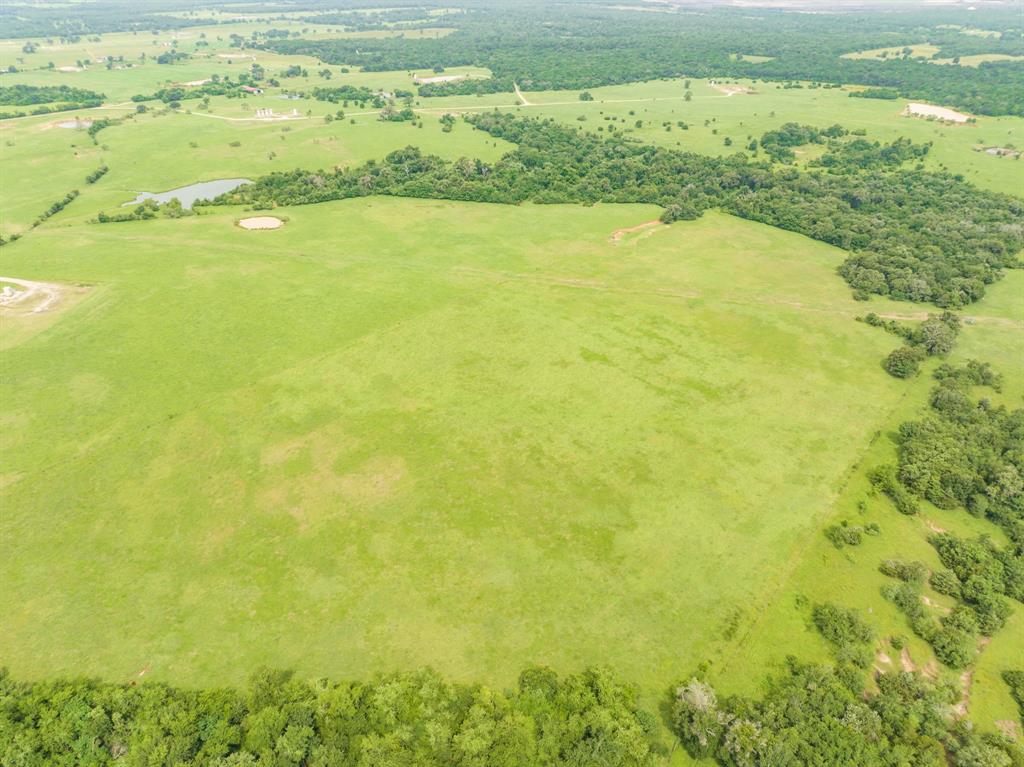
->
xmin=1 ymin=200 xmax=914 ymax=699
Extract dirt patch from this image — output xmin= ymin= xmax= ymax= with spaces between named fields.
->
xmin=338 ymin=455 xmax=406 ymax=505
xmin=904 ymin=102 xmax=972 ymax=123
xmin=899 ymin=647 xmax=917 ymax=673
xmin=414 ymin=74 xmax=467 ymax=84
xmin=610 ymin=219 xmax=662 ymax=243
xmin=997 ymin=720 xmax=1022 ymax=741
xmin=710 ymin=81 xmax=755 ymax=96
xmin=978 ymin=145 xmax=1021 ymax=158
xmin=925 ymin=518 xmax=947 ymax=534
xmin=952 ymin=668 xmax=974 ymax=717
xmin=40 ymin=118 xmax=93 ymax=131
xmin=0 ymin=276 xmax=66 ymax=314
xmin=921 ymin=595 xmax=951 ymax=615
xmin=238 ymin=216 xmax=284 ymax=230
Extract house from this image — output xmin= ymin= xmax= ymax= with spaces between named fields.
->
xmin=241 ymin=85 xmax=264 ymax=95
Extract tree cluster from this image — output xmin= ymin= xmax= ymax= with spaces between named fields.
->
xmin=895 ymin=368 xmax=1024 ymax=540
xmin=671 ymin=659 xmax=1019 ymax=767
xmin=0 ymin=665 xmax=659 ymax=767
xmin=0 ymin=84 xmax=104 ymax=107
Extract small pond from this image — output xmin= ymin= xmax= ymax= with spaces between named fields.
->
xmin=122 ymin=178 xmax=252 ymax=209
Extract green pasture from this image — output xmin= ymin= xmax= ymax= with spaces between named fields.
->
xmin=933 ymin=53 xmax=1024 ymax=67
xmin=712 ymin=269 xmax=1024 ymax=732
xmin=506 ymin=78 xmax=1024 ymax=197
xmin=1 ymin=33 xmax=1021 ymax=747
xmin=0 ymin=103 xmax=512 ymax=234
xmin=0 ymin=21 xmax=453 ymax=71
xmin=2 ymin=202 xmax=919 ymax=708
xmin=0 ymin=54 xmax=479 ymax=104
xmin=842 ymin=43 xmax=942 ymax=61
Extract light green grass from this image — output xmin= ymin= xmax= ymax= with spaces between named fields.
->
xmin=1 ymin=203 xmax=917 ymax=708
xmin=504 ymin=78 xmax=1024 ymax=197
xmin=842 ymin=44 xmax=941 ymax=61
xmin=932 ymin=53 xmax=1024 ymax=67
xmin=711 ymin=271 xmax=1024 ymax=732
xmin=0 ymin=103 xmax=513 ymax=233
xmin=0 ymin=21 xmax=453 ymax=71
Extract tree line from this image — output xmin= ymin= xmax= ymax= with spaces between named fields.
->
xmin=0 ymin=84 xmax=104 ymax=119
xmin=0 ymin=665 xmax=660 ymax=766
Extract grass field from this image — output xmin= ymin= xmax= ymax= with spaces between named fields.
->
xmin=0 ymin=101 xmax=512 ymax=234
xmin=842 ymin=44 xmax=942 ymax=61
xmin=2 ymin=23 xmax=1022 ymax=755
xmin=5 ymin=72 xmax=1017 ymax=239
xmin=505 ymin=78 xmax=1024 ymax=197
xmin=712 ymin=269 xmax=1024 ymax=734
xmin=1 ymin=200 xmax=925 ymax=705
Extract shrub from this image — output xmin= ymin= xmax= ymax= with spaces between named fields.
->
xmin=885 ymin=345 xmax=925 ymax=378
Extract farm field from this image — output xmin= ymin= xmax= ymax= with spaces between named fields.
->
xmin=1 ymin=201 xmax=918 ymax=702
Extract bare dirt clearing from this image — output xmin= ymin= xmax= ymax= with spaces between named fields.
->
xmin=710 ymin=82 xmax=755 ymax=96
xmin=414 ymin=74 xmax=467 ymax=84
xmin=0 ymin=277 xmax=66 ymax=314
xmin=609 ymin=220 xmax=663 ymax=243
xmin=39 ymin=119 xmax=94 ymax=131
xmin=904 ymin=102 xmax=972 ymax=123
xmin=238 ymin=216 xmax=284 ymax=230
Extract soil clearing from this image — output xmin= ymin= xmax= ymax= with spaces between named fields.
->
xmin=710 ymin=82 xmax=755 ymax=96
xmin=238 ymin=216 xmax=284 ymax=230
xmin=0 ymin=277 xmax=65 ymax=314
xmin=610 ymin=219 xmax=662 ymax=243
xmin=414 ymin=74 xmax=467 ymax=85
xmin=514 ymin=82 xmax=531 ymax=106
xmin=904 ymin=102 xmax=971 ymax=123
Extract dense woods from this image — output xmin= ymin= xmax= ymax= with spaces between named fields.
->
xmin=858 ymin=362 xmax=1024 ymax=672
xmin=0 ymin=84 xmax=105 ymax=107
xmin=672 ymin=659 xmax=1022 ymax=766
xmin=210 ymin=112 xmax=1023 ymax=308
xmin=0 ymin=666 xmax=660 ymax=766
xmin=417 ymin=77 xmax=515 ymax=97
xmin=0 ymin=84 xmax=104 ymax=119
xmin=673 ymin=589 xmax=1022 ymax=765
xmin=267 ymin=5 xmax=1024 ymax=116
xmin=894 ymin=366 xmax=1024 ymax=543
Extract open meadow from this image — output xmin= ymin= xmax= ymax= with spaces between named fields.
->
xmin=2 ymin=3 xmax=1023 ymax=762
xmin=0 ymin=200 xmax=922 ymax=704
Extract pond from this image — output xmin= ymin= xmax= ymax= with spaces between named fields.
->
xmin=122 ymin=178 xmax=252 ymax=210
